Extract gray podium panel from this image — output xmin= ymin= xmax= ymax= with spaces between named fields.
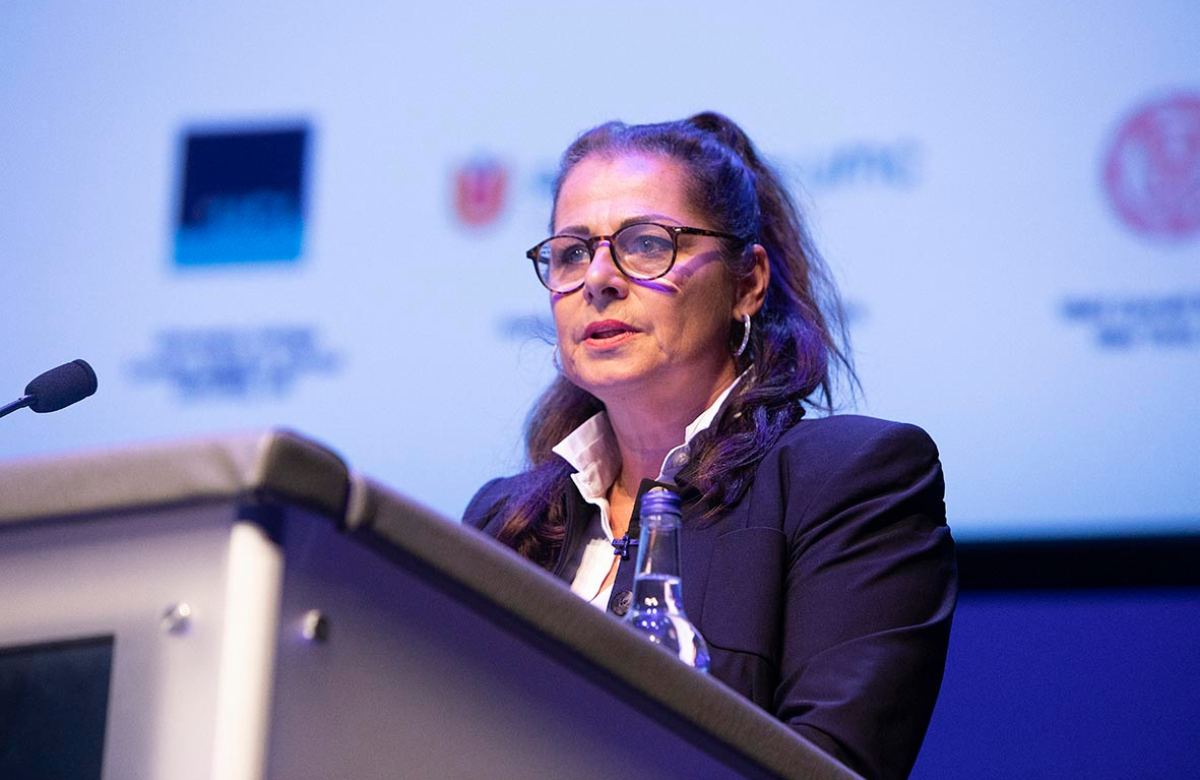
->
xmin=1 ymin=502 xmax=254 ymax=779
xmin=0 ymin=430 xmax=860 ymax=780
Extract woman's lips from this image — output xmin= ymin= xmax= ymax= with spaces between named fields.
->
xmin=584 ymin=320 xmax=634 ymax=339
xmin=582 ymin=320 xmax=637 ymax=348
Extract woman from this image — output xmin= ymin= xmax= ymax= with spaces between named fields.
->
xmin=465 ymin=112 xmax=957 ymax=780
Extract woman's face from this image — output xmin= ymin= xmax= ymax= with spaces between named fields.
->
xmin=550 ymin=153 xmax=746 ymax=413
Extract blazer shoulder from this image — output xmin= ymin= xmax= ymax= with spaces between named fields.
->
xmin=462 ymin=473 xmax=524 ymax=532
xmin=760 ymin=414 xmax=943 ymax=519
xmin=774 ymin=413 xmax=939 ymax=462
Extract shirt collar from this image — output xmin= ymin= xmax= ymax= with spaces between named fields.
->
xmin=551 ymin=374 xmax=743 ymax=501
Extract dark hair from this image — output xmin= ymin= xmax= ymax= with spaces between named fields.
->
xmin=497 ymin=112 xmax=855 ymax=567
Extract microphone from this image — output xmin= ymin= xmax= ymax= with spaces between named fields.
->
xmin=0 ymin=360 xmax=98 ymax=420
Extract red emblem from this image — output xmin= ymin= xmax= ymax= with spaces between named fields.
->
xmin=1103 ymin=94 xmax=1200 ymax=241
xmin=454 ymin=158 xmax=508 ymax=227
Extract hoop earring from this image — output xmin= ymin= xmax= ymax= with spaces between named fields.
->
xmin=733 ymin=314 xmax=751 ymax=358
xmin=552 ymin=343 xmax=562 ymax=371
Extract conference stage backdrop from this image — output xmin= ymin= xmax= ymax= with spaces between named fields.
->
xmin=2 ymin=2 xmax=1198 ymax=541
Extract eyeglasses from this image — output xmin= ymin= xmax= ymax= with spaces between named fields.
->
xmin=525 ymin=221 xmax=748 ymax=293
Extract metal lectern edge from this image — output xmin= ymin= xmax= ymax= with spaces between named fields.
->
xmin=0 ymin=428 xmax=350 ymax=528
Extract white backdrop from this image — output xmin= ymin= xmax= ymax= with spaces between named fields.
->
xmin=2 ymin=1 xmax=1198 ymax=540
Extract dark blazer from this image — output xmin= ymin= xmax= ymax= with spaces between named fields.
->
xmin=465 ymin=414 xmax=957 ymax=780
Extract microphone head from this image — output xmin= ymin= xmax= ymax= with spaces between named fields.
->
xmin=25 ymin=359 xmax=98 ymax=413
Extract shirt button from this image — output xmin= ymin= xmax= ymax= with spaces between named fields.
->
xmin=670 ymin=450 xmax=690 ymax=469
xmin=611 ymin=590 xmax=633 ymax=616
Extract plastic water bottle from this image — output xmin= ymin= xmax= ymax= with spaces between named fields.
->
xmin=626 ymin=487 xmax=710 ymax=671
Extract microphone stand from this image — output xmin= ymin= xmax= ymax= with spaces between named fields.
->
xmin=0 ymin=395 xmax=34 ymax=420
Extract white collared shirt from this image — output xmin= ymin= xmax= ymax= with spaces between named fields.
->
xmin=550 ymin=377 xmax=741 ymax=610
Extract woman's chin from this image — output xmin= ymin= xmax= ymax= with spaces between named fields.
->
xmin=565 ymin=361 xmax=657 ymax=402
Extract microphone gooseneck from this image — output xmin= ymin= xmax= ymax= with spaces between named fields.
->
xmin=0 ymin=359 xmax=98 ymax=420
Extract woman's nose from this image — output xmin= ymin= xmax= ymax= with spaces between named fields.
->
xmin=582 ymin=240 xmax=628 ymax=301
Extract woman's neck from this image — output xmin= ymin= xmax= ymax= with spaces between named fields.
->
xmin=603 ymin=376 xmax=730 ymax=498
xmin=603 ymin=401 xmax=700 ymax=540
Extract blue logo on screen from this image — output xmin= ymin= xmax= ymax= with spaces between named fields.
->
xmin=174 ymin=126 xmax=309 ymax=267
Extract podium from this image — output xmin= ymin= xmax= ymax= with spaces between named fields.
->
xmin=0 ymin=430 xmax=860 ymax=780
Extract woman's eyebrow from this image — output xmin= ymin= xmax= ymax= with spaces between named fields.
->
xmin=555 ymin=214 xmax=683 ymax=236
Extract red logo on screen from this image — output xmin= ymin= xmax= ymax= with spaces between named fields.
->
xmin=454 ymin=158 xmax=508 ymax=227
xmin=1103 ymin=94 xmax=1200 ymax=241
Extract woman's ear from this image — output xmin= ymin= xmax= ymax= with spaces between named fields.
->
xmin=733 ymin=244 xmax=770 ymax=319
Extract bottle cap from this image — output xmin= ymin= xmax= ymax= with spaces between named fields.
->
xmin=640 ymin=486 xmax=682 ymax=518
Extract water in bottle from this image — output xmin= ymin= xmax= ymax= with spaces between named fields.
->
xmin=626 ymin=487 xmax=710 ymax=671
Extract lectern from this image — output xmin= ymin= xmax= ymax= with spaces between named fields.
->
xmin=0 ymin=430 xmax=860 ymax=780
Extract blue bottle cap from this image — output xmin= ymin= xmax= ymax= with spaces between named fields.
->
xmin=640 ymin=487 xmax=682 ymax=518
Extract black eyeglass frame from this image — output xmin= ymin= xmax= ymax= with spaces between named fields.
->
xmin=525 ymin=222 xmax=750 ymax=293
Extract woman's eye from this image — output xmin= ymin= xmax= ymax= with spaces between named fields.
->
xmin=631 ymin=235 xmax=672 ymax=256
xmin=555 ymin=243 xmax=590 ymax=266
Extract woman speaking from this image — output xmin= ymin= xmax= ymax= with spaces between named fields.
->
xmin=465 ymin=113 xmax=957 ymax=780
